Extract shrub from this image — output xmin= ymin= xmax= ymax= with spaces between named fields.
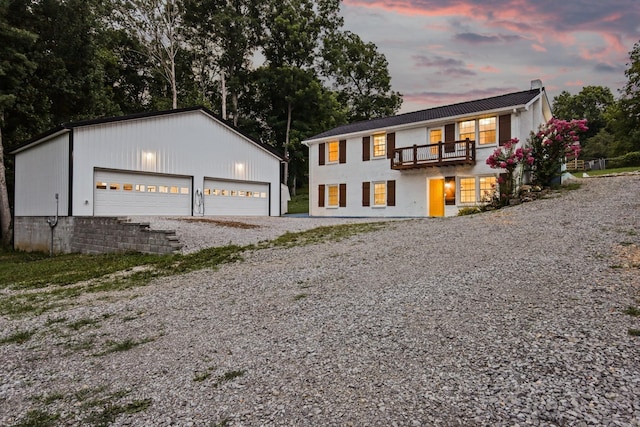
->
xmin=608 ymin=151 xmax=640 ymax=168
xmin=530 ymin=118 xmax=588 ymax=186
xmin=457 ymin=206 xmax=482 ymax=216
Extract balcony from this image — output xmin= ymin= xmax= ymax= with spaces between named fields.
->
xmin=391 ymin=139 xmax=476 ymax=170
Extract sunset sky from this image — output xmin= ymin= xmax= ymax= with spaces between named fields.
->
xmin=340 ymin=0 xmax=640 ymax=113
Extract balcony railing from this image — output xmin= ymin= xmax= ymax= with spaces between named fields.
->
xmin=391 ymin=139 xmax=476 ymax=170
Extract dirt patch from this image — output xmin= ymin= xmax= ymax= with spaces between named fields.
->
xmin=175 ymin=217 xmax=261 ymax=229
xmin=614 ymin=243 xmax=640 ymax=269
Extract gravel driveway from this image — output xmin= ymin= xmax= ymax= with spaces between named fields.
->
xmin=1 ymin=175 xmax=639 ymax=426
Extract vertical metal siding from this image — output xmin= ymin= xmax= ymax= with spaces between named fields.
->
xmin=71 ymin=110 xmax=281 ymax=216
xmin=15 ymin=133 xmax=70 ymax=216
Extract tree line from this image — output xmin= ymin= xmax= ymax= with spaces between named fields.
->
xmin=0 ymin=0 xmax=402 ymax=188
xmin=0 ymin=0 xmax=403 ymax=245
xmin=551 ymin=41 xmax=640 ymax=160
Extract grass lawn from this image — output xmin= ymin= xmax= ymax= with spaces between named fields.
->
xmin=287 ymin=186 xmax=309 ymax=214
xmin=0 ymin=221 xmax=384 ymax=317
xmin=572 ymin=165 xmax=640 ymax=177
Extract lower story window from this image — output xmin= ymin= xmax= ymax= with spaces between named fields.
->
xmin=459 ymin=178 xmax=476 ymax=203
xmin=327 ymin=184 xmax=339 ymax=207
xmin=479 ymin=176 xmax=497 ymax=202
xmin=459 ymin=176 xmax=497 ymax=204
xmin=373 ymin=182 xmax=386 ymax=206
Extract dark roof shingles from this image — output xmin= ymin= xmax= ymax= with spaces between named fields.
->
xmin=308 ymin=89 xmax=541 ymax=140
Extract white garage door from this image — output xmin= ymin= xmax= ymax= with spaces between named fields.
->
xmin=94 ymin=170 xmax=192 ymax=216
xmin=202 ymin=179 xmax=269 ymax=216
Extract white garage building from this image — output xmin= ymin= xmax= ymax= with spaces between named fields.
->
xmin=11 ymin=107 xmax=285 ymax=253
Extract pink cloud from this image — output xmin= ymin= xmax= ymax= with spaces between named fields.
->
xmin=479 ymin=65 xmax=500 ymax=73
xmin=531 ymin=44 xmax=547 ymax=52
xmin=343 ymin=0 xmax=637 ymax=55
xmin=566 ymin=80 xmax=585 ymax=87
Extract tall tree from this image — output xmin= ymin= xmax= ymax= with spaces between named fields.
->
xmin=552 ymin=86 xmax=614 ymax=140
xmin=114 ymin=0 xmax=184 ymax=109
xmin=183 ymin=0 xmax=262 ymax=124
xmin=322 ymin=31 xmax=402 ymax=121
xmin=0 ymin=0 xmax=36 ymax=245
xmin=260 ymin=0 xmax=342 ymax=187
xmin=617 ymin=40 xmax=640 ymax=152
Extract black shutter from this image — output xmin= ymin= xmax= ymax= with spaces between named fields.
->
xmin=499 ymin=114 xmax=511 ymax=146
xmin=339 ymin=139 xmax=346 ymax=164
xmin=387 ymin=180 xmax=396 ymax=206
xmin=362 ymin=182 xmax=370 ymax=207
xmin=362 ymin=136 xmax=370 ymax=161
xmin=319 ymin=143 xmax=325 ymax=166
xmin=386 ymin=132 xmax=395 ymax=159
xmin=339 ymin=183 xmax=347 ymax=207
xmin=444 ymin=124 xmax=456 ymax=153
xmin=318 ymin=185 xmax=325 ymax=207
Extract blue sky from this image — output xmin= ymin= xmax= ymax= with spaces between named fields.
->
xmin=340 ymin=0 xmax=640 ymax=112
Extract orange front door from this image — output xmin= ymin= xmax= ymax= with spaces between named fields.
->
xmin=429 ymin=178 xmax=444 ymax=217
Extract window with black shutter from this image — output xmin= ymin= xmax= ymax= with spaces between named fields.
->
xmin=362 ymin=182 xmax=370 ymax=206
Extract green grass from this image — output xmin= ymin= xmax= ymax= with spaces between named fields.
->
xmin=573 ymin=165 xmax=640 ymax=177
xmin=67 ymin=317 xmax=101 ymax=330
xmin=266 ymin=222 xmax=385 ymax=248
xmin=10 ymin=409 xmax=60 ymax=427
xmin=0 ymin=222 xmax=386 ymax=318
xmin=0 ymin=329 xmax=35 ymax=345
xmin=97 ymin=337 xmax=155 ymax=355
xmin=287 ymin=186 xmax=309 ymax=214
xmin=623 ymin=306 xmax=640 ymax=317
xmin=214 ymin=370 xmax=245 ymax=387
xmin=628 ymin=328 xmax=640 ymax=336
xmin=17 ymin=387 xmax=152 ymax=427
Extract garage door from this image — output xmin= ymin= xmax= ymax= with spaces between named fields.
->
xmin=94 ymin=170 xmax=192 ymax=216
xmin=202 ymin=179 xmax=269 ymax=216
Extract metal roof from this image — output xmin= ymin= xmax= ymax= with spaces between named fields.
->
xmin=306 ymin=89 xmax=543 ymax=141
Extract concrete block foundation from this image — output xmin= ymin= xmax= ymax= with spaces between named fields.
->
xmin=14 ymin=217 xmax=182 ymax=255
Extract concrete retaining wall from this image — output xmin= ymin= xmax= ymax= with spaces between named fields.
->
xmin=14 ymin=217 xmax=182 ymax=255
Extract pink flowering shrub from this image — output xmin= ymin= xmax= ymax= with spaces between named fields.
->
xmin=485 ymin=138 xmax=533 ymax=203
xmin=530 ymin=118 xmax=588 ymax=186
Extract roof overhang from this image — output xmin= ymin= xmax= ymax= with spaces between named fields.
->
xmin=302 ymin=103 xmax=534 ymax=146
xmin=10 ymin=128 xmax=71 ymax=155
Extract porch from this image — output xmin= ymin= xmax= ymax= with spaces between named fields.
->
xmin=391 ymin=139 xmax=476 ymax=170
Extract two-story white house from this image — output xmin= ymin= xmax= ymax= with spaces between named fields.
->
xmin=303 ymin=80 xmax=552 ymax=217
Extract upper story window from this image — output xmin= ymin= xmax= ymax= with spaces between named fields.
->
xmin=478 ymin=117 xmax=496 ymax=145
xmin=429 ymin=128 xmax=442 ymax=154
xmin=373 ymin=133 xmax=386 ymax=157
xmin=459 ymin=120 xmax=475 ymax=141
xmin=328 ymin=141 xmax=339 ymax=163
xmin=459 ymin=117 xmax=497 ymax=145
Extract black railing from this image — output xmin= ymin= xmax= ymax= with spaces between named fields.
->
xmin=391 ymin=139 xmax=476 ymax=170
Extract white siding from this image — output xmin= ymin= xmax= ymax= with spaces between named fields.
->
xmin=308 ymin=95 xmax=549 ymax=217
xmin=71 ymin=110 xmax=281 ymax=216
xmin=14 ymin=133 xmax=70 ymax=216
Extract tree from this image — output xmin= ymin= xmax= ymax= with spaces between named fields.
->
xmin=617 ymin=40 xmax=640 ymax=153
xmin=183 ymin=0 xmax=263 ymax=124
xmin=114 ymin=0 xmax=184 ymax=109
xmin=0 ymin=0 xmax=36 ymax=245
xmin=322 ymin=31 xmax=402 ymax=121
xmin=552 ymin=86 xmax=614 ymax=141
xmin=259 ymin=0 xmax=344 ymax=188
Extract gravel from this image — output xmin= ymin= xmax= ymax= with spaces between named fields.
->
xmin=1 ymin=174 xmax=639 ymax=426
